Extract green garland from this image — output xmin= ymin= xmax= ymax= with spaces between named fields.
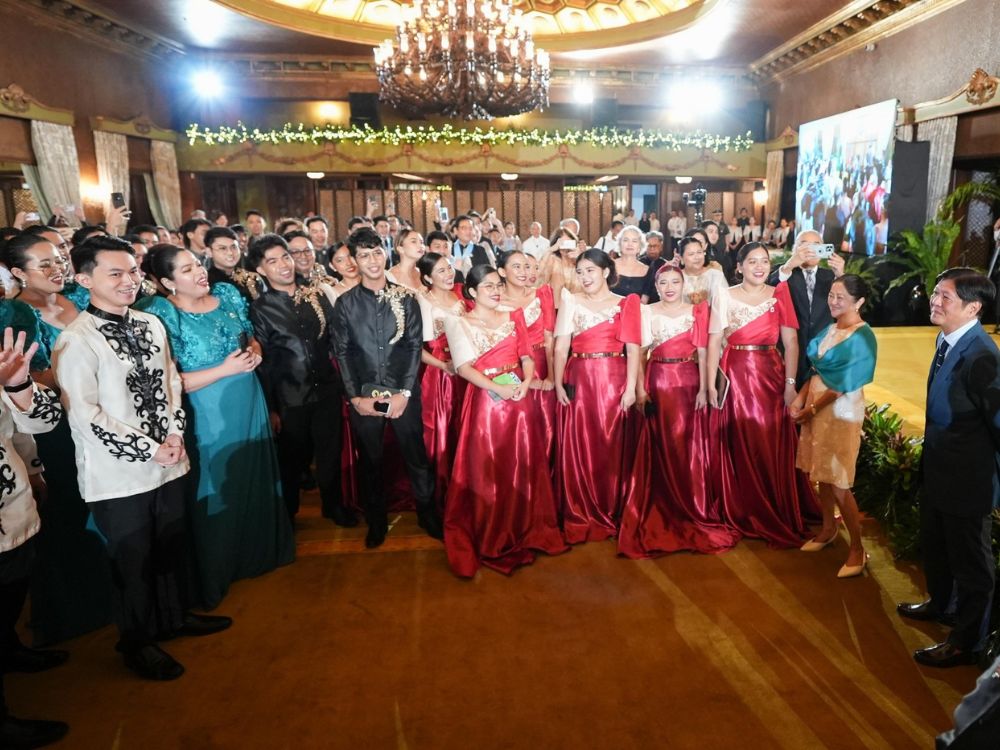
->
xmin=185 ymin=122 xmax=754 ymax=152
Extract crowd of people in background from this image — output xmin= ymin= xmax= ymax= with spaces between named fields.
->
xmin=0 ymin=195 xmax=994 ymax=748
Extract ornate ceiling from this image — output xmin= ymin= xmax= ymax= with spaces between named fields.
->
xmin=214 ymin=0 xmax=721 ymax=51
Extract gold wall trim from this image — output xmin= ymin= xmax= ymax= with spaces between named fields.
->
xmin=90 ymin=115 xmax=177 ymax=143
xmin=750 ymin=0 xmax=968 ymax=84
xmin=901 ymin=68 xmax=1000 ymax=125
xmin=1 ymin=0 xmax=185 ymax=61
xmin=765 ymin=126 xmax=798 ymax=152
xmin=0 ymin=83 xmax=75 ymax=126
xmin=213 ymin=0 xmax=722 ymax=51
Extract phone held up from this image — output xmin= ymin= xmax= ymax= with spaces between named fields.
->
xmin=808 ymin=242 xmax=836 ymax=259
xmin=238 ymin=331 xmax=250 ymax=353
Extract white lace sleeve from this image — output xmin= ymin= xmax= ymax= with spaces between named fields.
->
xmin=640 ymin=303 xmax=653 ymax=348
xmin=554 ymin=288 xmax=575 ymax=338
xmin=443 ymin=316 xmax=476 ymax=370
xmin=417 ymin=295 xmax=436 ymax=342
xmin=709 ymin=285 xmax=729 ymax=335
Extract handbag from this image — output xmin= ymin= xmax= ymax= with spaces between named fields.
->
xmin=714 ymin=368 xmax=731 ymax=409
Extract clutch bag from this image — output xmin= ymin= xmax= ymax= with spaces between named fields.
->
xmin=714 ymin=368 xmax=731 ymax=409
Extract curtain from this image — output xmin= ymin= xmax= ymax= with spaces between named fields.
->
xmin=93 ymin=130 xmax=129 ymax=217
xmin=150 ymin=140 xmax=182 ymax=230
xmin=143 ymin=173 xmax=167 ymax=228
xmin=29 ymin=120 xmax=82 ymax=222
xmin=764 ymin=150 xmax=784 ymax=225
xmin=916 ymin=116 xmax=958 ymax=222
xmin=20 ymin=164 xmax=52 ymax=223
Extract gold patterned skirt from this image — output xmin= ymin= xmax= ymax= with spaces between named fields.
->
xmin=796 ymin=375 xmax=865 ymax=490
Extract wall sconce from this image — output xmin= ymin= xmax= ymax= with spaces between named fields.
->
xmin=752 ymin=180 xmax=768 ymax=204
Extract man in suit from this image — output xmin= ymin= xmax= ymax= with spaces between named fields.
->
xmin=769 ymin=230 xmax=845 ymax=387
xmin=452 ymin=214 xmax=495 ymax=273
xmin=898 ymin=268 xmax=1000 ymax=668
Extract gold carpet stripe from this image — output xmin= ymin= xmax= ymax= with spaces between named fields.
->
xmin=394 ymin=699 xmax=409 ymax=750
xmin=717 ymin=612 xmax=888 ymax=749
xmin=720 ymin=548 xmax=937 ymax=744
xmin=637 ymin=560 xmax=825 ymax=749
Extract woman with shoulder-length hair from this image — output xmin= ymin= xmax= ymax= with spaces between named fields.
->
xmin=619 ymin=265 xmax=741 ymax=557
xmin=443 ymin=265 xmax=567 ymax=577
xmin=553 ymin=249 xmax=642 ymax=543
xmin=791 ymin=274 xmax=877 ymax=577
xmin=416 ymin=252 xmax=467 ymax=511
xmin=707 ymin=242 xmax=819 ymax=548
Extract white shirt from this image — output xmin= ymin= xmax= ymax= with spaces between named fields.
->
xmin=0 ymin=384 xmax=63 ymax=552
xmin=53 ymin=308 xmax=189 ymax=502
xmin=522 ymin=236 xmax=549 ymax=259
xmin=938 ymin=318 xmax=979 ymax=359
xmin=666 ymin=216 xmax=686 ymax=239
xmin=597 ymin=232 xmax=619 ymax=255
xmin=777 ymin=263 xmax=819 ymax=284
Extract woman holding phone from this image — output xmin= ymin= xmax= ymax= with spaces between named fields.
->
xmin=554 ymin=249 xmax=642 ymax=544
xmin=139 ymin=245 xmax=293 ymax=609
xmin=791 ymin=275 xmax=877 ymax=577
xmin=619 ymin=266 xmax=740 ymax=557
xmin=442 ymin=265 xmax=566 ymax=577
xmin=417 ymin=252 xmax=468 ymax=511
xmin=707 ymin=242 xmax=819 ymax=547
xmin=539 ymin=227 xmax=584 ymax=303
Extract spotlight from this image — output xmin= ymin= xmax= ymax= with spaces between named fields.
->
xmin=192 ymin=69 xmax=224 ymax=98
xmin=306 ymin=172 xmax=325 ymax=180
xmin=500 ymin=173 xmax=519 ymax=181
xmin=668 ymin=80 xmax=720 ymax=115
xmin=573 ymin=80 xmax=594 ymax=105
xmin=675 ymin=176 xmax=693 ymax=185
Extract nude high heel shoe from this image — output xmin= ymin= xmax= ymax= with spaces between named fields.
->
xmin=837 ymin=551 xmax=869 ymax=579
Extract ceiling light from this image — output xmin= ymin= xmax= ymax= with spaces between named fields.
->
xmin=573 ymin=80 xmax=595 ymax=105
xmin=192 ymin=69 xmax=224 ymax=98
xmin=594 ymin=175 xmax=619 ymax=184
xmin=317 ymin=102 xmax=342 ymax=120
xmin=306 ymin=172 xmax=325 ymax=180
xmin=392 ymin=173 xmax=430 ymax=182
xmin=500 ymin=173 xmax=519 ymax=181
xmin=668 ymin=80 xmax=720 ymax=115
xmin=675 ymin=176 xmax=693 ymax=184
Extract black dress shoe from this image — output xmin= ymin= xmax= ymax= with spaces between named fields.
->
xmin=365 ymin=525 xmax=387 ymax=549
xmin=3 ymin=646 xmax=69 ymax=674
xmin=175 ymin=613 xmax=232 ymax=637
xmin=0 ymin=715 xmax=69 ymax=748
xmin=897 ymin=600 xmax=944 ymax=622
xmin=327 ymin=504 xmax=359 ymax=528
xmin=417 ymin=509 xmax=444 ymax=541
xmin=913 ymin=641 xmax=978 ymax=668
xmin=122 ymin=644 xmax=185 ymax=681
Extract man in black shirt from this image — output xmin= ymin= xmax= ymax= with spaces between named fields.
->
xmin=205 ymin=227 xmax=266 ymax=301
xmin=248 ymin=234 xmax=353 ymax=527
xmin=332 ymin=228 xmax=444 ymax=548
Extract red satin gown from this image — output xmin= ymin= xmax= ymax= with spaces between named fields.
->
xmin=555 ymin=291 xmax=643 ymax=544
xmin=618 ymin=302 xmax=741 ymax=557
xmin=419 ymin=292 xmax=468 ymax=512
xmin=710 ymin=283 xmax=819 ymax=547
xmin=443 ymin=310 xmax=568 ymax=577
xmin=502 ymin=285 xmax=557 ymax=467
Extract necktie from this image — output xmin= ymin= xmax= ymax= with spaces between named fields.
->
xmin=930 ymin=339 xmax=950 ymax=384
xmin=804 ymin=268 xmax=816 ymax=306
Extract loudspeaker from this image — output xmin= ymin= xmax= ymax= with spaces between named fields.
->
xmin=591 ymin=99 xmax=618 ymax=128
xmin=889 ymin=140 xmax=930 ymax=236
xmin=742 ymin=100 xmax=768 ymax=142
xmin=349 ymin=93 xmax=382 ymax=129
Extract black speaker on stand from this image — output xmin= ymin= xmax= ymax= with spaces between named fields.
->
xmin=349 ymin=93 xmax=382 ymax=129
xmin=889 ymin=140 xmax=930 ymax=238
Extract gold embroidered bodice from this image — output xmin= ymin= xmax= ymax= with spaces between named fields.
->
xmin=426 ymin=297 xmax=466 ymax=338
xmin=648 ymin=310 xmax=695 ymax=349
xmin=724 ymin=295 xmax=776 ymax=337
xmin=463 ymin=317 xmax=516 ymax=358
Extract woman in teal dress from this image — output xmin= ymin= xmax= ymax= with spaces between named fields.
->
xmin=1 ymin=233 xmax=112 ymax=645
xmin=137 ymin=245 xmax=293 ymax=610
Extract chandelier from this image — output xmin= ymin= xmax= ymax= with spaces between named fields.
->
xmin=373 ymin=0 xmax=550 ymax=121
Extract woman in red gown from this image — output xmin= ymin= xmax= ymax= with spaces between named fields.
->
xmin=443 ymin=265 xmax=567 ymax=577
xmin=707 ymin=242 xmax=819 ymax=547
xmin=619 ymin=266 xmax=741 ymax=557
xmin=499 ymin=250 xmax=556 ymax=466
xmin=417 ymin=252 xmax=468 ymax=511
xmin=554 ymin=249 xmax=642 ymax=544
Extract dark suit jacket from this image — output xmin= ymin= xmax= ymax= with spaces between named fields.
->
xmin=924 ymin=323 xmax=1000 ymax=518
xmin=767 ymin=266 xmax=834 ymax=386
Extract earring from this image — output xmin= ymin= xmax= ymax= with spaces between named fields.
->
xmin=167 ymin=286 xmax=176 ymax=295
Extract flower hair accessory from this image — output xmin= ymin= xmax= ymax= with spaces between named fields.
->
xmin=376 ymin=285 xmax=412 ymax=343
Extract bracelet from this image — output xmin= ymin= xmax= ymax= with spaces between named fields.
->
xmin=4 ymin=378 xmax=32 ymax=393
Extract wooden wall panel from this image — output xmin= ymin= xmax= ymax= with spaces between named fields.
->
xmin=455 ymin=191 xmax=471 ymax=217
xmin=587 ymin=194 xmax=601 ymax=245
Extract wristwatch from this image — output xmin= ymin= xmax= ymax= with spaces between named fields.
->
xmin=400 ymin=389 xmax=412 ymax=398
xmin=784 ymin=378 xmax=796 ymax=386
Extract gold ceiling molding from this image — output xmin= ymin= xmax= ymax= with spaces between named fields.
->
xmin=0 ymin=83 xmax=75 ymax=126
xmin=900 ymin=67 xmax=1000 ymax=125
xmin=214 ymin=0 xmax=722 ymax=51
xmin=90 ymin=115 xmax=177 ymax=143
xmin=750 ymin=0 xmax=968 ymax=84
xmin=206 ymin=53 xmax=755 ymax=89
xmin=764 ymin=126 xmax=798 ymax=152
xmin=1 ymin=0 xmax=185 ymax=61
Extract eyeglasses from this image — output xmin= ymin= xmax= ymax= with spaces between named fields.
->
xmin=288 ymin=248 xmax=314 ymax=257
xmin=355 ymin=248 xmax=386 ymax=262
xmin=211 ymin=243 xmax=241 ymax=255
xmin=477 ymin=282 xmax=503 ymax=292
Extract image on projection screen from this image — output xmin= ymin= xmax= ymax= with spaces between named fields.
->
xmin=795 ymin=98 xmax=898 ymax=256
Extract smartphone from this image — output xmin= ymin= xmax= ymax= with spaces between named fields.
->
xmin=238 ymin=331 xmax=249 ymax=352
xmin=439 ymin=206 xmax=449 ymax=223
xmin=563 ymin=383 xmax=576 ymax=401
xmin=559 ymin=239 xmax=576 ymax=250
xmin=373 ymin=401 xmax=389 ymax=414
xmin=111 ymin=192 xmax=126 ymax=210
xmin=809 ymin=242 xmax=836 ymax=259
xmin=24 ymin=212 xmax=39 ymax=222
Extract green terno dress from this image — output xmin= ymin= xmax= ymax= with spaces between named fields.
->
xmin=137 ymin=283 xmax=294 ymax=609
xmin=14 ymin=295 xmax=114 ymax=646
